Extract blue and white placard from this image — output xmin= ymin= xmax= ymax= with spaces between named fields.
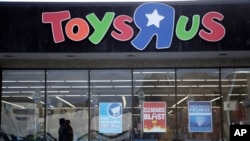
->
xmin=99 ymin=102 xmax=122 ymax=133
xmin=188 ymin=101 xmax=213 ymax=132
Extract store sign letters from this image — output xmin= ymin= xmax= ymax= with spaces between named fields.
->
xmin=42 ymin=2 xmax=225 ymax=50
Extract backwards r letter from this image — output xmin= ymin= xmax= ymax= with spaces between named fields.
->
xmin=131 ymin=3 xmax=175 ymax=50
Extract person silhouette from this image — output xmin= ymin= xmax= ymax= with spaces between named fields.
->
xmin=58 ymin=118 xmax=65 ymax=141
xmin=64 ymin=119 xmax=73 ymax=141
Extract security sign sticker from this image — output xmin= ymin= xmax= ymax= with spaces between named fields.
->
xmin=99 ymin=102 xmax=122 ymax=133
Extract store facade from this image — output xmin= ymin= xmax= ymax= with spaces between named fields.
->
xmin=1 ymin=1 xmax=250 ymax=141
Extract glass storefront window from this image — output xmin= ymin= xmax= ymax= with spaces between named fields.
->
xmin=133 ymin=69 xmax=176 ymax=141
xmin=221 ymin=68 xmax=250 ymax=141
xmin=176 ymin=68 xmax=221 ymax=141
xmin=3 ymin=68 xmax=250 ymax=141
xmin=89 ymin=69 xmax=133 ymax=141
xmin=46 ymin=70 xmax=89 ymax=141
xmin=1 ymin=70 xmax=45 ymax=140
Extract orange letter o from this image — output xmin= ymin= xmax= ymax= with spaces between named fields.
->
xmin=65 ymin=18 xmax=89 ymax=41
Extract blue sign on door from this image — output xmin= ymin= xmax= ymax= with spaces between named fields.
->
xmin=188 ymin=101 xmax=213 ymax=132
xmin=99 ymin=102 xmax=122 ymax=133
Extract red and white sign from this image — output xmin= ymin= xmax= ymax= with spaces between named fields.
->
xmin=143 ymin=101 xmax=166 ymax=132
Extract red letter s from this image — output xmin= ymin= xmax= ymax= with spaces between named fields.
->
xmin=111 ymin=15 xmax=133 ymax=41
xmin=199 ymin=11 xmax=225 ymax=42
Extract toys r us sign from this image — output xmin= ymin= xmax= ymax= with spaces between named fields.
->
xmin=42 ymin=2 xmax=225 ymax=50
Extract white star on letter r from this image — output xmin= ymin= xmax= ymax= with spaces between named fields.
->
xmin=145 ymin=9 xmax=165 ymax=28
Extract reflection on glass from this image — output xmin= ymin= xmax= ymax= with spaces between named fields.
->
xmin=89 ymin=69 xmax=132 ymax=140
xmin=221 ymin=68 xmax=250 ymax=141
xmin=176 ymin=68 xmax=221 ymax=141
xmin=1 ymin=70 xmax=45 ymax=140
xmin=133 ymin=69 xmax=175 ymax=141
xmin=46 ymin=70 xmax=89 ymax=141
xmin=2 ymin=68 xmax=249 ymax=141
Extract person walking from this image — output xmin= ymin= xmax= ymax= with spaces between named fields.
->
xmin=63 ymin=119 xmax=73 ymax=141
xmin=58 ymin=118 xmax=65 ymax=141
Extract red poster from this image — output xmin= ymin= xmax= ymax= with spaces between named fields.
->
xmin=143 ymin=101 xmax=166 ymax=132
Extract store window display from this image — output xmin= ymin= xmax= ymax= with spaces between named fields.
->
xmin=1 ymin=68 xmax=250 ymax=141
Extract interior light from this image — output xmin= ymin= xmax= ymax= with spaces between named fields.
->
xmin=169 ymin=106 xmax=220 ymax=109
xmin=171 ymin=96 xmax=188 ymax=107
xmin=95 ymin=95 xmax=113 ymax=96
xmin=65 ymin=80 xmax=88 ymax=82
xmin=94 ymin=86 xmax=113 ymax=88
xmin=142 ymin=72 xmax=168 ymax=74
xmin=0 ymin=0 xmax=199 ymax=2
xmin=114 ymin=86 xmax=132 ymax=88
xmin=2 ymin=91 xmax=20 ymax=94
xmin=176 ymin=96 xmax=188 ymax=105
xmin=177 ymin=85 xmax=196 ymax=88
xmin=1 ymin=101 xmax=25 ymax=109
xmin=29 ymin=86 xmax=44 ymax=88
xmin=18 ymin=80 xmax=41 ymax=82
xmin=153 ymin=94 xmax=169 ymax=96
xmin=47 ymin=80 xmax=65 ymax=82
xmin=140 ymin=86 xmax=155 ymax=88
xmin=2 ymin=80 xmax=17 ymax=83
xmin=158 ymin=80 xmax=175 ymax=82
xmin=182 ymin=79 xmax=205 ymax=81
xmin=122 ymin=96 xmax=126 ymax=107
xmin=133 ymin=72 xmax=141 ymax=74
xmin=56 ymin=96 xmax=75 ymax=108
xmin=234 ymin=71 xmax=250 ymax=73
xmin=155 ymin=85 xmax=174 ymax=88
xmin=64 ymin=95 xmax=81 ymax=97
xmin=50 ymin=86 xmax=71 ymax=88
xmin=135 ymin=80 xmax=158 ymax=82
xmin=198 ymin=85 xmax=218 ymax=87
xmin=229 ymin=94 xmax=247 ymax=96
xmin=8 ymin=86 xmax=28 ymax=88
xmin=46 ymin=90 xmax=69 ymax=93
xmin=221 ymin=85 xmax=242 ymax=87
xmin=49 ymin=105 xmax=55 ymax=108
xmin=168 ymin=110 xmax=172 ymax=114
xmin=91 ymin=80 xmax=111 ymax=82
xmin=112 ymin=80 xmax=131 ymax=82
xmin=71 ymin=86 xmax=88 ymax=88
xmin=204 ymin=94 xmax=220 ymax=96
xmin=206 ymin=79 xmax=219 ymax=81
xmin=230 ymin=79 xmax=247 ymax=81
xmin=210 ymin=96 xmax=222 ymax=102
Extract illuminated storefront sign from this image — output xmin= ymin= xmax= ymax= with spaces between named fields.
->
xmin=99 ymin=102 xmax=122 ymax=133
xmin=143 ymin=101 xmax=166 ymax=132
xmin=188 ymin=101 xmax=213 ymax=132
xmin=42 ymin=2 xmax=225 ymax=50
